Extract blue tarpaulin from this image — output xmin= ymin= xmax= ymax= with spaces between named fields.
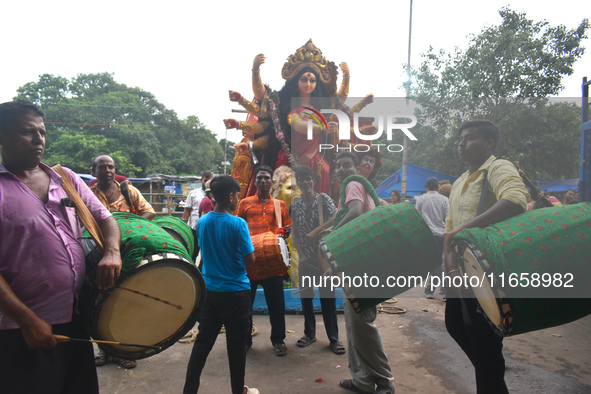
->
xmin=375 ymin=164 xmax=458 ymax=198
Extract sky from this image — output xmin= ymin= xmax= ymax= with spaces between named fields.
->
xmin=1 ymin=0 xmax=589 ymax=143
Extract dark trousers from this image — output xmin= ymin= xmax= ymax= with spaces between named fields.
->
xmin=426 ymin=235 xmax=445 ymax=295
xmin=247 ymin=275 xmax=286 ymax=347
xmin=300 ymin=289 xmax=339 ymax=343
xmin=445 ymin=297 xmax=508 ymax=394
xmin=0 ymin=313 xmax=98 ymax=394
xmin=184 ymin=290 xmax=251 ymax=394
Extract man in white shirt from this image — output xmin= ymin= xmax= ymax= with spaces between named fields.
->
xmin=415 ymin=177 xmax=449 ymax=298
xmin=183 ymin=170 xmax=213 ymax=260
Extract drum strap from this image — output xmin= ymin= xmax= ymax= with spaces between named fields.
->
xmin=52 ymin=164 xmax=105 ymax=250
xmin=273 ymin=199 xmax=282 ymax=228
xmin=119 ymin=180 xmax=137 ymax=214
xmin=318 ymin=193 xmax=324 ymax=226
xmin=476 ymin=173 xmax=490 ymax=216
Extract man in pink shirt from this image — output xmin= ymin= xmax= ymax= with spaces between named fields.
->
xmin=0 ymin=100 xmax=122 ymax=393
xmin=333 ymin=152 xmax=394 ymax=394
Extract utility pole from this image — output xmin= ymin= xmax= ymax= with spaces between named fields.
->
xmin=401 ymin=0 xmax=413 ymax=200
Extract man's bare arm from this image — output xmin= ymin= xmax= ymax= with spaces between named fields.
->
xmin=96 ymin=216 xmax=122 ymax=289
xmin=0 ymin=274 xmax=56 ymax=349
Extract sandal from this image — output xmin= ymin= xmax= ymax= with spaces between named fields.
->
xmin=273 ymin=342 xmax=288 ymax=356
xmin=118 ymin=359 xmax=137 ymax=369
xmin=330 ymin=341 xmax=346 ymax=355
xmin=339 ymin=379 xmax=372 ymax=394
xmin=94 ymin=353 xmax=106 ymax=367
xmin=296 ymin=335 xmax=317 ymax=348
xmin=251 ymin=323 xmax=259 ymax=337
xmin=179 ymin=329 xmax=198 ymax=343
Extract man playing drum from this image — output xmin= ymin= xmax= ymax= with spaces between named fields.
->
xmin=332 ymin=152 xmax=394 ymax=394
xmin=90 ymin=154 xmax=155 ymax=369
xmin=183 ymin=176 xmax=259 ymax=394
xmin=0 ymin=100 xmax=122 ymax=393
xmin=443 ymin=120 xmax=529 ymax=394
xmin=90 ymin=155 xmax=156 ymax=221
xmin=236 ymin=165 xmax=291 ymax=356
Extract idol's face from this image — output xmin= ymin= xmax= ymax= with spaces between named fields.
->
xmin=298 ymin=72 xmax=317 ymax=97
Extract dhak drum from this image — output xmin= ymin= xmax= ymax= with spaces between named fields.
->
xmin=454 ymin=203 xmax=591 ymax=337
xmin=247 ymin=232 xmax=290 ymax=281
xmin=82 ymin=212 xmax=206 ymax=360
xmin=319 ymin=204 xmax=440 ymax=312
xmin=152 ymin=215 xmax=195 ymax=258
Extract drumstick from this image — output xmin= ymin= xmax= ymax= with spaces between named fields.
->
xmin=116 ymin=285 xmax=184 ymax=310
xmin=54 ymin=335 xmax=162 ymax=350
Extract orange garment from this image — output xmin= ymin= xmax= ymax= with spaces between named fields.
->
xmin=91 ymin=181 xmax=155 ymax=215
xmin=236 ymin=195 xmax=291 ymax=237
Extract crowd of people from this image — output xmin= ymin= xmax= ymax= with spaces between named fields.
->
xmin=0 ymin=44 xmax=586 ymax=394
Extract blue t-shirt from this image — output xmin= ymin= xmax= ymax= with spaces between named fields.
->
xmin=197 ymin=211 xmax=254 ymax=292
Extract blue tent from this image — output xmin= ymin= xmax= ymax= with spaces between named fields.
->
xmin=376 ymin=164 xmax=458 ymax=198
xmin=531 ymin=179 xmax=579 ymax=193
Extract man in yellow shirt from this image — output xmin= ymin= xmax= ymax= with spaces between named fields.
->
xmin=443 ymin=120 xmax=528 ymax=394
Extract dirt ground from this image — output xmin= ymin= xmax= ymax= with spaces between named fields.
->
xmin=96 ymin=287 xmax=591 ymax=393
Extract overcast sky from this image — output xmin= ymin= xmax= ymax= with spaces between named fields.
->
xmin=2 ymin=0 xmax=589 ymax=142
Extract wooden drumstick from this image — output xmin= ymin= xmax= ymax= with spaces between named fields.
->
xmin=54 ymin=335 xmax=161 ymax=350
xmin=116 ymin=285 xmax=184 ymax=310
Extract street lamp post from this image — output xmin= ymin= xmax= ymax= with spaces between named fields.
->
xmin=401 ymin=0 xmax=413 ymax=201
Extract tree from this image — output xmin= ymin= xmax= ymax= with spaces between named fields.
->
xmin=402 ymin=8 xmax=589 ymax=180
xmin=14 ymin=73 xmax=225 ymax=177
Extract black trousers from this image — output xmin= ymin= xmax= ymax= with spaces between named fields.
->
xmin=299 ymin=261 xmax=339 ymax=343
xmin=247 ymin=275 xmax=286 ymax=347
xmin=300 ymin=292 xmax=339 ymax=343
xmin=445 ymin=297 xmax=508 ymax=394
xmin=184 ymin=290 xmax=251 ymax=394
xmin=0 ymin=313 xmax=98 ymax=394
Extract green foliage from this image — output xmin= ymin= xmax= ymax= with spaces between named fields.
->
xmin=398 ymin=8 xmax=588 ymax=180
xmin=14 ymin=73 xmax=225 ymax=177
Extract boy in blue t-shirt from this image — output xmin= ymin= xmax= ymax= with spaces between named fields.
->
xmin=184 ymin=176 xmax=258 ymax=394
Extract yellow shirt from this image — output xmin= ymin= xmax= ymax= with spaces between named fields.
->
xmin=444 ymin=155 xmax=529 ymax=233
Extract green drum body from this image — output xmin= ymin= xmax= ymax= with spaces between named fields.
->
xmin=320 ymin=203 xmax=440 ymax=312
xmin=152 ymin=215 xmax=195 ymax=259
xmin=454 ymin=203 xmax=591 ymax=337
xmin=82 ymin=212 xmax=205 ymax=360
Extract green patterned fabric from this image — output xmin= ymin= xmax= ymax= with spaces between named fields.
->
xmin=324 ymin=203 xmax=440 ymax=311
xmin=84 ymin=212 xmax=193 ymax=272
xmin=454 ymin=203 xmax=591 ymax=335
xmin=152 ymin=215 xmax=195 ymax=258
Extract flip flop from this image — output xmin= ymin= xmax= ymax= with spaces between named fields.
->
xmin=273 ymin=342 xmax=288 ymax=356
xmin=94 ymin=353 xmax=106 ymax=367
xmin=330 ymin=341 xmax=346 ymax=355
xmin=118 ymin=359 xmax=137 ymax=369
xmin=296 ymin=335 xmax=317 ymax=348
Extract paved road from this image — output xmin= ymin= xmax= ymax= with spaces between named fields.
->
xmin=97 ymin=287 xmax=591 ymax=393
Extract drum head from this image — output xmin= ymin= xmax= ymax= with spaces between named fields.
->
xmin=278 ymin=236 xmax=291 ymax=269
xmin=92 ymin=254 xmax=205 ymax=360
xmin=457 ymin=241 xmax=506 ymax=336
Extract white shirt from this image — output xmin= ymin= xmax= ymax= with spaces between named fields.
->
xmin=415 ymin=190 xmax=449 ymax=237
xmin=186 ymin=188 xmax=206 ymax=229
